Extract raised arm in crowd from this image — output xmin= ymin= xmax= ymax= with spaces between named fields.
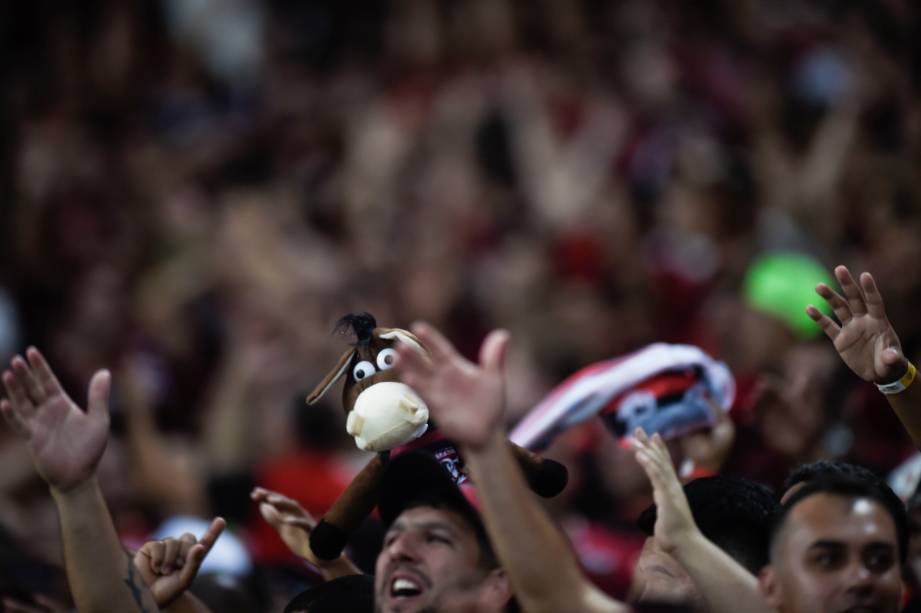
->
xmin=1 ymin=348 xmax=220 ymax=613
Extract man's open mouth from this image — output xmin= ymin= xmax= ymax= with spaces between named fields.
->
xmin=391 ymin=576 xmax=424 ymax=599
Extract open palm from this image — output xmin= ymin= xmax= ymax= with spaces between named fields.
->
xmin=394 ymin=323 xmax=509 ymax=450
xmin=806 ymin=266 xmax=906 ymax=384
xmin=1 ymin=348 xmax=110 ymax=492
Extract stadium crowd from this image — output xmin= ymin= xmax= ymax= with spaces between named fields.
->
xmin=3 ymin=0 xmax=921 ymax=611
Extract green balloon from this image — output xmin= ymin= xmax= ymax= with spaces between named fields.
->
xmin=743 ymin=252 xmax=835 ymax=339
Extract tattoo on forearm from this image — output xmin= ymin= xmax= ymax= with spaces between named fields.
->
xmin=124 ymin=553 xmax=153 ymax=613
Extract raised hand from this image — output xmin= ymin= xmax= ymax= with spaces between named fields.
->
xmin=251 ymin=486 xmax=361 ymax=578
xmin=1 ymin=348 xmax=111 ymax=493
xmin=633 ymin=428 xmax=698 ymax=554
xmin=394 ymin=323 xmax=510 ymax=450
xmin=806 ymin=266 xmax=907 ymax=384
xmin=133 ymin=517 xmax=226 ymax=607
xmin=251 ymin=487 xmax=318 ymax=563
xmin=679 ymin=398 xmax=735 ymax=475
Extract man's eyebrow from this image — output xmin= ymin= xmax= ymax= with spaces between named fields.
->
xmin=863 ymin=542 xmax=896 ymax=551
xmin=807 ymin=540 xmax=896 ymax=553
xmin=417 ymin=521 xmax=460 ymax=536
xmin=807 ymin=540 xmax=846 ymax=551
xmin=385 ymin=522 xmax=406 ymax=538
xmin=385 ymin=519 xmax=462 ymax=538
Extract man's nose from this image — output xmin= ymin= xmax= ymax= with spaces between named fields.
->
xmin=845 ymin=560 xmax=875 ymax=592
xmin=386 ymin=532 xmax=421 ymax=561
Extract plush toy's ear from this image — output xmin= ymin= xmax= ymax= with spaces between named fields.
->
xmin=306 ymin=348 xmax=356 ymax=405
xmin=379 ymin=329 xmax=427 ymax=356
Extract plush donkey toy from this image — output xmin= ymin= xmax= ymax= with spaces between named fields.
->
xmin=305 ymin=313 xmax=568 ymax=561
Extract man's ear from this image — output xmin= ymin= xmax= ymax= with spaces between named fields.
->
xmin=481 ymin=568 xmax=513 ymax=609
xmin=759 ymin=564 xmax=782 ymax=609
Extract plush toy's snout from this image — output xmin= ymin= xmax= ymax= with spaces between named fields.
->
xmin=346 ymin=381 xmax=429 ymax=451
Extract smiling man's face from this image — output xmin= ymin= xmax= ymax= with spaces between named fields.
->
xmin=375 ymin=505 xmax=504 ymax=613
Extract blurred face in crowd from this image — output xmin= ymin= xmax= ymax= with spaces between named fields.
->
xmin=907 ymin=502 xmax=921 ymax=590
xmin=760 ymin=493 xmax=901 ymax=613
xmin=375 ymin=505 xmax=509 ymax=613
xmin=631 ymin=536 xmax=706 ymax=610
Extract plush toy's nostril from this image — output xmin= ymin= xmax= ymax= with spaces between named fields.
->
xmin=399 ymin=396 xmax=428 ymax=425
xmin=346 ymin=411 xmax=364 ymax=436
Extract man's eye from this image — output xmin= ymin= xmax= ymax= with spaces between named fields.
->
xmin=811 ymin=551 xmax=844 ymax=569
xmin=426 ymin=534 xmax=452 ymax=545
xmin=865 ymin=550 xmax=895 ymax=573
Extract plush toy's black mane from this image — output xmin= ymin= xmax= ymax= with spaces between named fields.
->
xmin=334 ymin=312 xmax=377 ymax=346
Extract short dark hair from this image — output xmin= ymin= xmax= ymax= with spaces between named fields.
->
xmin=783 ymin=460 xmax=881 ymax=494
xmin=770 ymin=476 xmax=909 ymax=564
xmin=637 ymin=475 xmax=778 ymax=572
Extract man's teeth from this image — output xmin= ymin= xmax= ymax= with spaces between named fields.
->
xmin=392 ymin=578 xmax=422 ymax=596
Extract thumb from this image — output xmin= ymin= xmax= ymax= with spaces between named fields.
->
xmin=87 ymin=370 xmax=111 ymax=422
xmin=881 ymin=347 xmax=905 ymax=366
xmin=479 ymin=329 xmax=510 ymax=374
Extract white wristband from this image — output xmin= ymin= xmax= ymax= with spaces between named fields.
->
xmin=877 ymin=362 xmax=917 ymax=395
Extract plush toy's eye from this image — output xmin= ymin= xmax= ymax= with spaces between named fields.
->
xmin=353 ymin=361 xmax=376 ymax=381
xmin=376 ymin=348 xmax=398 ymax=371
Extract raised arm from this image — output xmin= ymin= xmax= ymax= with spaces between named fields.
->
xmin=395 ymin=324 xmax=627 ymax=613
xmin=0 ymin=348 xmax=159 ymax=613
xmin=632 ymin=428 xmax=771 ymax=613
xmin=806 ymin=265 xmax=921 ymax=449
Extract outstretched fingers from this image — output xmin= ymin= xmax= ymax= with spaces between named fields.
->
xmin=198 ymin=517 xmax=226 ymax=552
xmin=806 ymin=305 xmax=840 ymax=341
xmin=410 ymin=322 xmax=458 ymax=365
xmin=394 ymin=337 xmax=434 ymax=385
xmin=479 ymin=329 xmax=510 ymax=374
xmin=633 ymin=429 xmax=663 ymax=477
xmin=0 ymin=398 xmax=30 ymax=438
xmin=859 ymin=272 xmax=888 ymax=320
xmin=86 ymin=370 xmax=112 ymax=423
xmin=815 ymin=283 xmax=851 ymax=324
xmin=835 ymin=265 xmax=868 ymax=317
xmin=25 ymin=348 xmax=65 ymax=399
xmin=282 ymin=516 xmax=316 ymax=531
xmin=259 ymin=502 xmax=283 ymax=527
xmin=2 ymin=368 xmax=35 ymax=420
xmin=177 ymin=518 xmax=224 ymax=587
xmin=11 ymin=356 xmax=46 ymax=406
xmin=635 ymin=429 xmax=681 ymax=487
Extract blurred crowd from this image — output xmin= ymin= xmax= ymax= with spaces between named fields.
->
xmin=3 ymin=0 xmax=921 ymax=610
